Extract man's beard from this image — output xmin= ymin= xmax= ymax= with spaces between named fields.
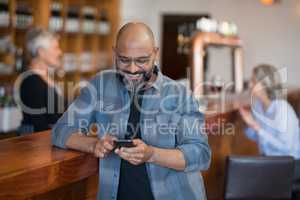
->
xmin=116 ymin=64 xmax=154 ymax=93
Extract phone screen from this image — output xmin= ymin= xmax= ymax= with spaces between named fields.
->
xmin=114 ymin=139 xmax=134 ymax=149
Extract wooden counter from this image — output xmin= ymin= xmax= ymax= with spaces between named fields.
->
xmin=0 ymin=132 xmax=99 ymax=200
xmin=0 ymin=88 xmax=299 ymax=200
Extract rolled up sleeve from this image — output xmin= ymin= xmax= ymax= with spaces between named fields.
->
xmin=176 ymin=94 xmax=211 ymax=172
xmin=51 ymin=78 xmax=98 ymax=149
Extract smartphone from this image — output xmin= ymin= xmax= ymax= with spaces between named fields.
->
xmin=114 ymin=139 xmax=134 ymax=149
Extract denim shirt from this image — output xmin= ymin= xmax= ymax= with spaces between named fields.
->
xmin=52 ymin=69 xmax=211 ymax=200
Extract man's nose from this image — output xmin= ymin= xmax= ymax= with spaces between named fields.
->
xmin=127 ymin=60 xmax=140 ymax=73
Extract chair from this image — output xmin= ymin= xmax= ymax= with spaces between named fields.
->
xmin=292 ymin=159 xmax=300 ymax=200
xmin=224 ymin=156 xmax=294 ymax=200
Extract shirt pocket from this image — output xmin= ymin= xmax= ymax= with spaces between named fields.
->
xmin=95 ymin=103 xmax=126 ymax=137
xmin=144 ymin=113 xmax=181 ymax=148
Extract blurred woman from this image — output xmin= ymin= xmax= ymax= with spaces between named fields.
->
xmin=16 ymin=27 xmax=65 ymax=134
xmin=239 ymin=64 xmax=300 ymax=158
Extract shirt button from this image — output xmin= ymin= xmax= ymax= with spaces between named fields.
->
xmin=114 ymin=174 xmax=117 ymax=178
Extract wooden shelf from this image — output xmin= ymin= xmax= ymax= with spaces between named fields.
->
xmin=191 ymin=32 xmax=242 ymax=48
xmin=0 ymin=0 xmax=120 ymax=85
xmin=0 ymin=27 xmax=12 ymax=36
xmin=0 ymin=73 xmax=19 ymax=83
xmin=190 ymin=32 xmax=244 ymax=95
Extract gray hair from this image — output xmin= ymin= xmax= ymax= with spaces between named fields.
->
xmin=26 ymin=27 xmax=58 ymax=58
xmin=253 ymin=64 xmax=283 ymax=100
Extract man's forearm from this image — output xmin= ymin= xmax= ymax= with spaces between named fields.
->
xmin=65 ymin=133 xmax=98 ymax=154
xmin=149 ymin=147 xmax=186 ymax=171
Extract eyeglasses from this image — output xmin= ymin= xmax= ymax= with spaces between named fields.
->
xmin=116 ymin=54 xmax=152 ymax=68
xmin=114 ymin=47 xmax=158 ymax=68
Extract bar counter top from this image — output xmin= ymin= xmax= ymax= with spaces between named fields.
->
xmin=0 ymin=132 xmax=98 ymax=200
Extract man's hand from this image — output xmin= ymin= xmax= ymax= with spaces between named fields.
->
xmin=114 ymin=139 xmax=154 ymax=165
xmin=239 ymin=107 xmax=260 ymax=131
xmin=93 ymin=134 xmax=117 ymax=159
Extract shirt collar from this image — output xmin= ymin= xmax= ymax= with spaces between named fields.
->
xmin=148 ymin=65 xmax=163 ymax=92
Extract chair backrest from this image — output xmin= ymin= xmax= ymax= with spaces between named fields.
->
xmin=294 ymin=159 xmax=300 ymax=182
xmin=224 ymin=156 xmax=294 ymax=200
xmin=292 ymin=159 xmax=300 ymax=195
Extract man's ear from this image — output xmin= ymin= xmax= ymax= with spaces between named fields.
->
xmin=112 ymin=46 xmax=116 ymax=54
xmin=154 ymin=47 xmax=160 ymax=61
xmin=112 ymin=46 xmax=117 ymax=69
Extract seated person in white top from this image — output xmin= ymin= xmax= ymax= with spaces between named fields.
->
xmin=239 ymin=64 xmax=300 ymax=158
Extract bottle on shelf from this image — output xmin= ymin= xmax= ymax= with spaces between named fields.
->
xmin=98 ymin=9 xmax=110 ymax=35
xmin=15 ymin=48 xmax=23 ymax=72
xmin=63 ymin=53 xmax=77 ymax=72
xmin=82 ymin=6 xmax=96 ymax=34
xmin=0 ymin=84 xmax=15 ymax=107
xmin=0 ymin=35 xmax=15 ymax=54
xmin=177 ymin=22 xmax=194 ymax=55
xmin=0 ymin=35 xmax=16 ymax=74
xmin=0 ymin=86 xmax=5 ymax=107
xmin=65 ymin=6 xmax=80 ymax=33
xmin=80 ymin=51 xmax=93 ymax=72
xmin=177 ymin=25 xmax=185 ymax=54
xmin=15 ymin=3 xmax=33 ymax=29
xmin=0 ymin=0 xmax=9 ymax=27
xmin=49 ymin=2 xmax=63 ymax=32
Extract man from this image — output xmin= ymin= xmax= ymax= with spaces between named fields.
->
xmin=52 ymin=22 xmax=211 ymax=200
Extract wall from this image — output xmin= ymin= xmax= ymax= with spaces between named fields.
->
xmin=121 ymin=0 xmax=300 ymax=85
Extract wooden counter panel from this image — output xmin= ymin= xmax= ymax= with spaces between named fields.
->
xmin=31 ymin=175 xmax=98 ymax=200
xmin=0 ymin=132 xmax=98 ymax=200
xmin=204 ymin=110 xmax=259 ymax=200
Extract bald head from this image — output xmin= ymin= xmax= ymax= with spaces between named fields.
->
xmin=114 ymin=23 xmax=158 ymax=90
xmin=115 ymin=22 xmax=156 ymax=51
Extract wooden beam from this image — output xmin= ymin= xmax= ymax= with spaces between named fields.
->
xmin=33 ymin=0 xmax=50 ymax=28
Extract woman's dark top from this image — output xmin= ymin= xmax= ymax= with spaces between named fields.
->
xmin=19 ymin=73 xmax=65 ymax=133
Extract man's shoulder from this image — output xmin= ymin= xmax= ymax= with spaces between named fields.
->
xmin=159 ymin=74 xmax=201 ymax=114
xmin=160 ymin=74 xmax=190 ymax=96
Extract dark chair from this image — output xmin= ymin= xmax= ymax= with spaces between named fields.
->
xmin=224 ymin=156 xmax=294 ymax=200
xmin=292 ymin=159 xmax=300 ymax=200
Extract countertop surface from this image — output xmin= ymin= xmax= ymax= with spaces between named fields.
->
xmin=0 ymin=131 xmax=98 ymax=199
